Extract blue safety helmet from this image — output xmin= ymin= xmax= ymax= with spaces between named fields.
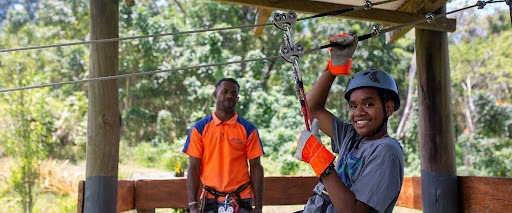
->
xmin=344 ymin=69 xmax=400 ymax=111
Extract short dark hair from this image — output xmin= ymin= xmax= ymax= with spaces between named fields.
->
xmin=215 ymin=78 xmax=240 ymax=91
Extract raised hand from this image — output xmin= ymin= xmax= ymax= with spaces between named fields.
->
xmin=325 ymin=31 xmax=358 ymax=75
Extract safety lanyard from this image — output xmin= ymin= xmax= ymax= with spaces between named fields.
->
xmin=273 ymin=11 xmax=311 ymax=131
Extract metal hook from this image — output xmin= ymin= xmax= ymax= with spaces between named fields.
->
xmin=364 ymin=0 xmax=374 ymax=10
xmin=425 ymin=13 xmax=436 ymax=23
xmin=371 ymin=25 xmax=381 ymax=36
xmin=476 ymin=1 xmax=486 ymax=9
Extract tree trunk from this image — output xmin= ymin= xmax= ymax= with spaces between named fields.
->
xmin=462 ymin=77 xmax=475 ymax=132
xmin=396 ymin=49 xmax=417 ymax=140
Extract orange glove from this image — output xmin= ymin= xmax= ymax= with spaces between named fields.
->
xmin=295 ymin=119 xmax=335 ymax=177
xmin=325 ymin=31 xmax=358 ymax=75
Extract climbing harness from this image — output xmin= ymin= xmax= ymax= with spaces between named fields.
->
xmin=199 ymin=182 xmax=251 ymax=213
xmin=273 ymin=11 xmax=311 ymax=131
xmin=217 ymin=194 xmax=236 ymax=213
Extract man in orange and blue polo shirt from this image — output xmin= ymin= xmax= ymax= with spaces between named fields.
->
xmin=183 ymin=78 xmax=264 ymax=213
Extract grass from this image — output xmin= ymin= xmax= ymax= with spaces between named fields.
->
xmin=0 ymin=157 xmax=81 ymax=213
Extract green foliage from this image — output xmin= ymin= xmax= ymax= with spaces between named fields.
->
xmin=457 ymin=92 xmax=512 ymax=176
xmin=122 ymin=142 xmax=168 ymax=168
xmin=155 ymin=110 xmax=174 ymax=143
xmin=456 ymin=132 xmax=512 ymax=176
xmin=119 ymin=138 xmax=188 ymax=177
xmin=0 ymin=0 xmax=511 ymax=211
xmin=50 ymin=93 xmax=88 ymax=162
xmin=163 ymin=138 xmax=189 ymax=177
xmin=8 ymin=161 xmax=39 ymax=213
xmin=0 ymin=1 xmax=90 ymax=211
xmin=2 ymin=93 xmax=46 ymax=212
xmin=2 ymin=90 xmax=52 ymax=213
xmin=473 ymin=93 xmax=512 ymax=138
xmin=448 ymin=11 xmax=512 ymax=177
xmin=33 ymin=193 xmax=78 ymax=213
xmin=0 ymin=188 xmax=78 ymax=213
xmin=398 ymin=96 xmax=421 ymax=176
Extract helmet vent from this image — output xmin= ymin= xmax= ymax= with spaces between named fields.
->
xmin=368 ymin=71 xmax=380 ymax=83
xmin=344 ymin=69 xmax=399 ymax=111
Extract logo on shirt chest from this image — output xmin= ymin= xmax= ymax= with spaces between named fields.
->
xmin=230 ymin=137 xmax=244 ymax=146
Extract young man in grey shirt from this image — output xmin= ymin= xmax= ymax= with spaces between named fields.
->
xmin=295 ymin=32 xmax=404 ymax=213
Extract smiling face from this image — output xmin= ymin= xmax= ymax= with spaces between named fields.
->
xmin=214 ymin=81 xmax=239 ymax=114
xmin=349 ymin=87 xmax=394 ymax=139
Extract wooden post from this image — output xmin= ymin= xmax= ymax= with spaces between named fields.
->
xmin=415 ymin=6 xmax=458 ymax=213
xmin=84 ymin=0 xmax=121 ymax=212
xmin=507 ymin=0 xmax=512 ymax=27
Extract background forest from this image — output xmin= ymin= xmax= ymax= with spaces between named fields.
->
xmin=0 ymin=0 xmax=511 ymax=212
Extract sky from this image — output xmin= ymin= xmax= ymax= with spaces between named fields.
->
xmin=446 ymin=0 xmax=509 ymax=17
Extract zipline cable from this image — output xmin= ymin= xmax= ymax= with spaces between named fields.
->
xmin=0 ymin=0 xmax=505 ymax=93
xmin=0 ymin=0 xmax=398 ymax=53
xmin=0 ymin=23 xmax=272 ymax=53
xmin=313 ymin=0 xmax=506 ymax=51
xmin=0 ymin=55 xmax=281 ymax=93
xmin=298 ymin=0 xmax=398 ymax=21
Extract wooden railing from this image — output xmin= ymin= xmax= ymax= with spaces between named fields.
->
xmin=77 ymin=176 xmax=512 ymax=212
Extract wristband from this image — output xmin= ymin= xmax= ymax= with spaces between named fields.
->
xmin=320 ymin=162 xmax=335 ymax=179
xmin=188 ymin=201 xmax=198 ymax=207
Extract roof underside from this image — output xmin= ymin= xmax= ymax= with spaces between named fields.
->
xmin=213 ymin=0 xmax=456 ymax=42
xmin=314 ymin=0 xmax=406 ymax=10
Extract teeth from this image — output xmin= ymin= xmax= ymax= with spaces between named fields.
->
xmin=356 ymin=120 xmax=369 ymax=124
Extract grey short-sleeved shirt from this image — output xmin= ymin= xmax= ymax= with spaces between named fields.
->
xmin=302 ymin=115 xmax=404 ymax=213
